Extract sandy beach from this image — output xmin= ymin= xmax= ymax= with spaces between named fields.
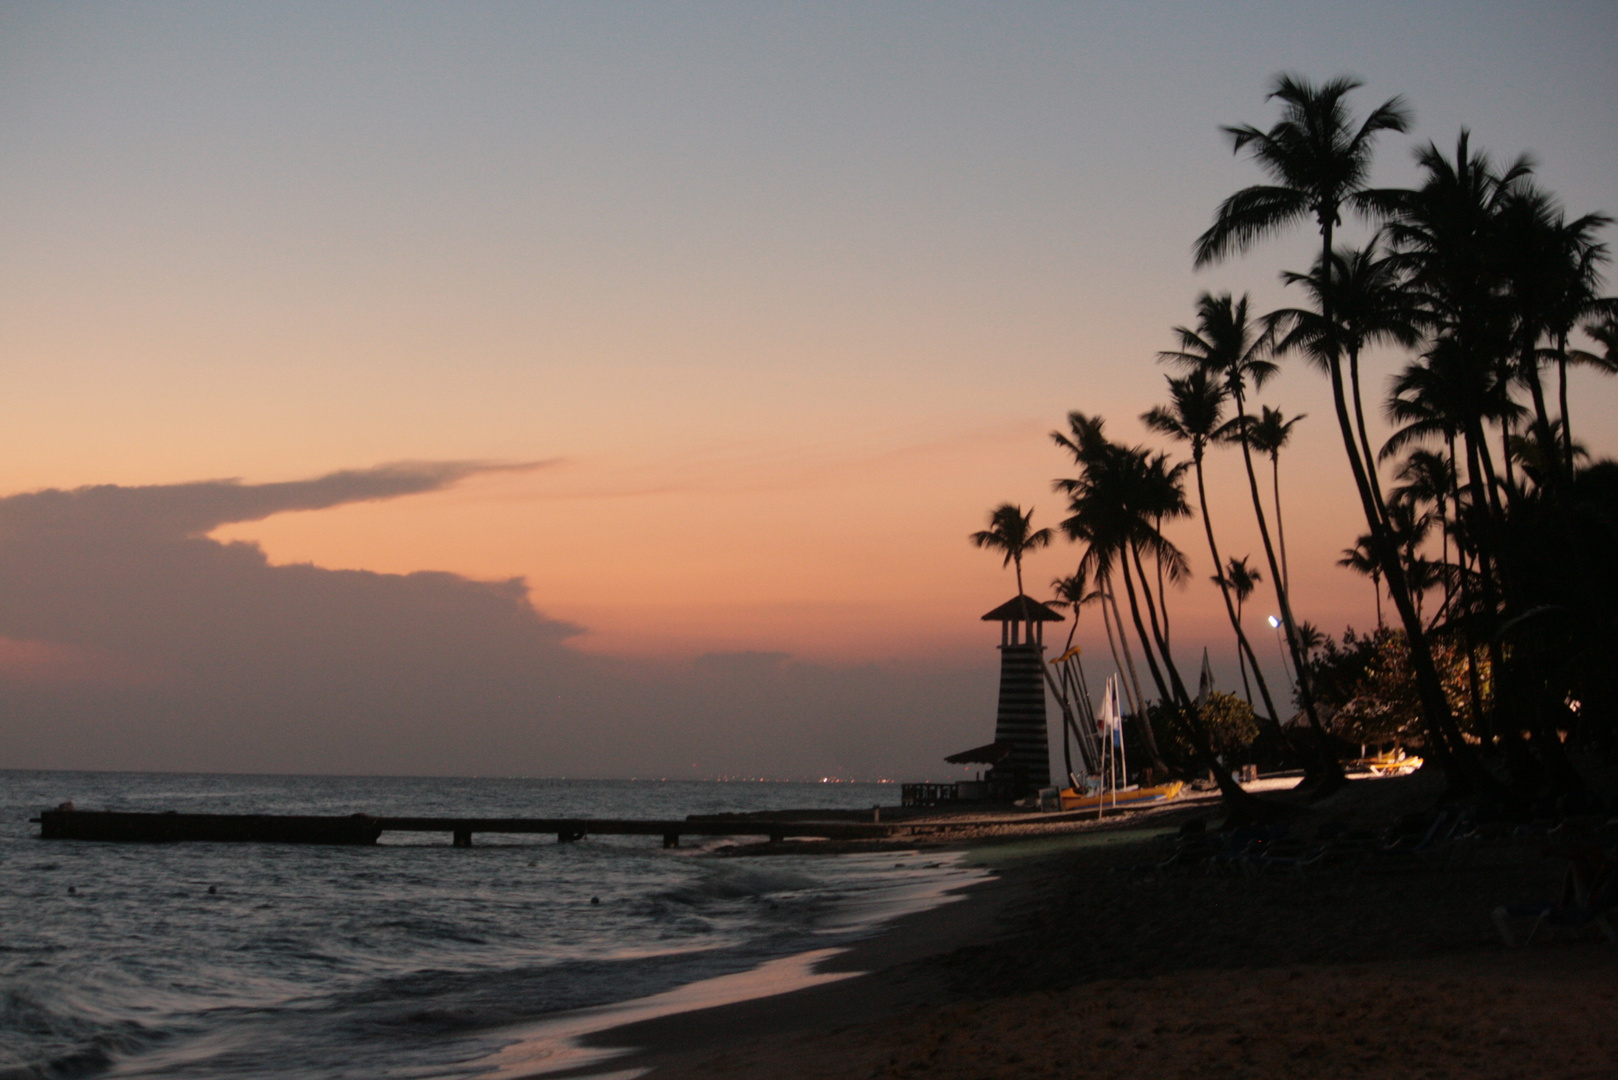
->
xmin=541 ymin=773 xmax=1617 ymax=1079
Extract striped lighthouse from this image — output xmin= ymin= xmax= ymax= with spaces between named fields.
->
xmin=981 ymin=594 xmax=1062 ymax=796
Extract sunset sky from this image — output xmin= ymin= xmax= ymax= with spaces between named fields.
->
xmin=2 ymin=3 xmax=1614 ymax=778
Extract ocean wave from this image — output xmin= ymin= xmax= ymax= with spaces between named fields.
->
xmin=1 ymin=773 xmax=951 ymax=1080
xmin=653 ymin=863 xmax=819 ymax=905
xmin=0 ymin=988 xmax=167 ymax=1080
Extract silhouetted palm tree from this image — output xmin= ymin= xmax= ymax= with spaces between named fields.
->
xmin=1048 ymin=571 xmax=1092 ymax=653
xmin=969 ymin=503 xmax=1053 ymax=597
xmin=1200 ymin=76 xmax=1490 ymax=786
xmin=1338 ymin=538 xmax=1383 ymax=627
xmin=1579 ymin=315 xmax=1618 ymax=370
xmin=1564 ymin=318 xmax=1618 ymax=483
xmin=1241 ymin=406 xmax=1307 ymax=593
xmin=1194 ymin=74 xmax=1410 ymax=276
xmin=1392 ymin=449 xmax=1457 ymax=616
xmin=1271 ymin=241 xmax=1423 ymax=517
xmin=1047 ymin=415 xmax=1153 ymax=725
xmin=1384 ymin=499 xmax=1435 ymax=622
xmin=1221 ymin=555 xmax=1262 ymax=705
xmin=1144 ymin=371 xmax=1289 ymax=738
xmin=1494 ymin=186 xmax=1614 ymax=484
xmin=1538 ymin=218 xmax=1615 ymax=480
xmin=1158 ymin=294 xmax=1341 ymax=784
xmin=1052 ymin=412 xmax=1269 ymax=808
xmin=1046 ymin=570 xmax=1103 ymax=784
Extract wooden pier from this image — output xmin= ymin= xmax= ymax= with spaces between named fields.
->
xmin=32 ymin=807 xmax=907 ymax=847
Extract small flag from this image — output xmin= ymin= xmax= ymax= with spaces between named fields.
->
xmin=1100 ymin=674 xmax=1123 ymax=746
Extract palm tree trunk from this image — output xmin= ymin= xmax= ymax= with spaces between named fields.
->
xmin=1271 ymin=453 xmax=1291 ymax=594
xmin=1309 ymin=214 xmax=1493 ymax=790
xmin=1235 ymin=594 xmax=1255 ymax=705
xmin=1499 ymin=416 xmax=1518 ymax=506
xmin=1103 ymin=580 xmax=1161 ymax=771
xmin=1194 ymin=451 xmax=1289 ymax=744
xmin=1470 ymin=416 xmax=1506 ymax=525
xmin=1110 ymin=561 xmax=1171 ymax=776
xmin=1233 ymin=388 xmax=1340 ymax=782
xmin=1521 ymin=343 xmax=1558 ymax=486
xmin=1323 ymin=343 xmax=1495 ymax=793
xmin=1097 ymin=586 xmax=1130 ymax=710
xmin=1348 ymin=345 xmax=1388 ymax=523
xmin=1107 ymin=589 xmax=1147 ymax=723
xmin=1462 ymin=428 xmax=1499 ymax=576
xmin=1154 ymin=518 xmax=1171 ymax=649
xmin=1556 ymin=340 xmax=1575 ymax=481
xmin=1124 ymin=544 xmax=1258 ymax=809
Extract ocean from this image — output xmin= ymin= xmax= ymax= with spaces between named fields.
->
xmin=0 ymin=771 xmax=983 ymax=1080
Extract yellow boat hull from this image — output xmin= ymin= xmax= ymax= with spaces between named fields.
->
xmin=1352 ymin=754 xmax=1422 ymax=776
xmin=1059 ymin=780 xmax=1185 ymax=812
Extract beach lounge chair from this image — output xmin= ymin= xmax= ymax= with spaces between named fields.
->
xmin=1492 ymin=880 xmax=1617 ymax=947
xmin=1492 ymin=831 xmax=1618 ymax=947
xmin=1246 ymin=822 xmax=1364 ymax=876
xmin=1355 ymin=809 xmax=1468 ymax=874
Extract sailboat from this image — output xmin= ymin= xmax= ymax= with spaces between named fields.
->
xmin=1045 ymin=648 xmax=1183 ymax=813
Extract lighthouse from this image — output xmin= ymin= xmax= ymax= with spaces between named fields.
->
xmin=980 ymin=594 xmax=1062 ymax=796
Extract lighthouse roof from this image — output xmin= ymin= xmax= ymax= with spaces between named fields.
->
xmin=980 ymin=594 xmax=1065 ymax=622
xmin=944 ymin=739 xmax=1016 ymax=765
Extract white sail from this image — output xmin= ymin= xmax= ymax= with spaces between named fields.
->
xmin=1098 ymin=674 xmax=1123 ymax=748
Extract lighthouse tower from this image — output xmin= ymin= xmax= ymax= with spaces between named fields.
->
xmin=981 ymin=594 xmax=1062 ymax=796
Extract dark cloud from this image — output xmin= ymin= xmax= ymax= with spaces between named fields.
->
xmin=0 ymin=460 xmax=555 ymax=541
xmin=0 ymin=464 xmax=1004 ymax=780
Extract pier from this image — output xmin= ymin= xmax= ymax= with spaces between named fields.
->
xmin=30 ymin=804 xmax=1118 ymax=847
xmin=35 ymin=807 xmax=917 ymax=847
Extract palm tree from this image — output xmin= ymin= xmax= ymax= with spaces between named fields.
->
xmin=1386 ymin=132 xmax=1533 ymax=507
xmin=1052 ymin=412 xmax=1266 ymax=809
xmin=1383 ymin=337 xmax=1523 ymax=534
xmin=1194 ymin=74 xmax=1410 ymax=276
xmin=1046 ymin=571 xmax=1101 ymax=784
xmin=1338 ymin=537 xmax=1384 ymax=627
xmin=1392 ymin=449 xmax=1457 ymax=616
xmin=969 ymin=503 xmax=1053 ymax=597
xmin=1270 ymin=240 xmax=1423 ymax=518
xmin=1567 ymin=317 xmax=1618 ymax=478
xmin=1221 ymin=555 xmax=1262 ymax=705
xmin=1540 ymin=223 xmax=1615 ymax=481
xmin=1143 ymin=371 xmax=1290 ymax=740
xmin=1383 ymin=135 xmax=1547 ymax=769
xmin=1048 ymin=571 xmax=1091 ymax=654
xmin=1053 ymin=418 xmax=1189 ymax=718
xmin=1201 ymin=77 xmax=1487 ymax=788
xmin=1384 ymin=499 xmax=1435 ymax=622
xmin=1158 ymin=294 xmax=1343 ymax=785
xmin=1241 ymin=406 xmax=1307 ymax=593
xmin=1494 ymin=186 xmax=1613 ymax=484
xmin=1578 ymin=315 xmax=1618 ymax=371
xmin=1048 ymin=413 xmax=1153 ymax=730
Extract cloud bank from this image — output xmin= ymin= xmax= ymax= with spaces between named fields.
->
xmin=0 ymin=464 xmax=998 ymax=779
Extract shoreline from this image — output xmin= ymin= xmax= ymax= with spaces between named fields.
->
xmin=518 ymin=773 xmax=1618 ymax=1079
xmin=508 ymin=795 xmax=1253 ymax=1079
xmin=528 ymin=845 xmax=1038 ymax=1080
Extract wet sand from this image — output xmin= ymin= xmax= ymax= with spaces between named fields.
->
xmin=538 ymin=774 xmax=1618 ymax=1079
